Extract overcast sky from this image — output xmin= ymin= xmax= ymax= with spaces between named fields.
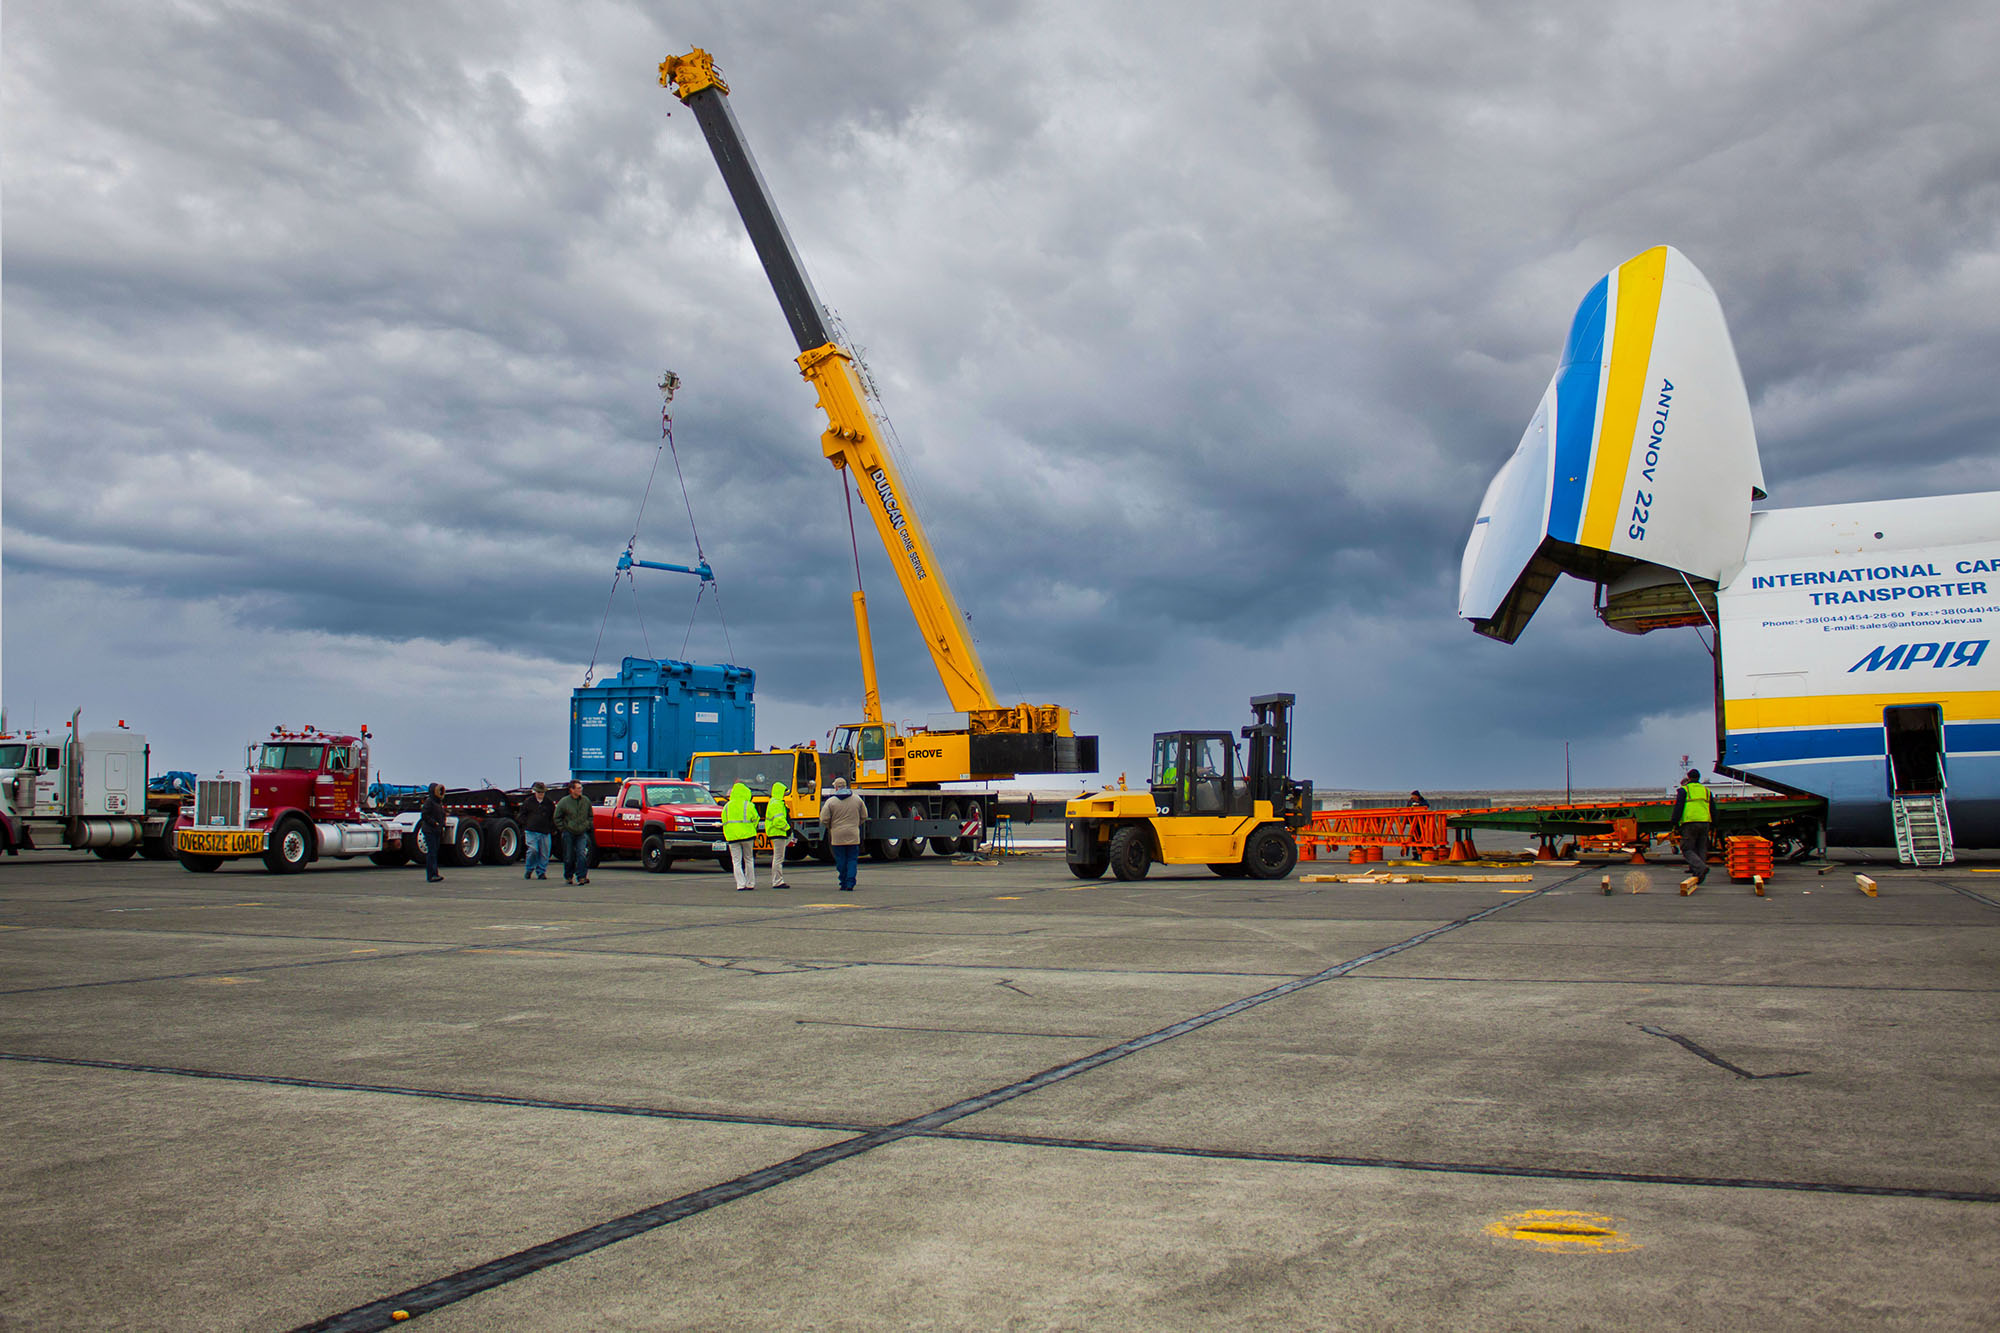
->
xmin=4 ymin=0 xmax=1997 ymax=792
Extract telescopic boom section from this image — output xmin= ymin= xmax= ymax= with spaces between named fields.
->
xmin=661 ymin=48 xmax=999 ymax=714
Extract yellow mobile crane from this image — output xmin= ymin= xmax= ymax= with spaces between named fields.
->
xmin=660 ymin=49 xmax=1097 ymax=862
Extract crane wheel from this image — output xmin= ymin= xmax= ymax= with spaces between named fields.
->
xmin=1242 ymin=826 xmax=1298 ymax=880
xmin=1108 ymin=826 xmax=1152 ymax=881
xmin=870 ymin=801 xmax=903 ymax=862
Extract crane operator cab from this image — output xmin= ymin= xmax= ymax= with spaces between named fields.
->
xmin=1067 ymin=694 xmax=1314 ymax=882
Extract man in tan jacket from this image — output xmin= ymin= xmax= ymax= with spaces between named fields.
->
xmin=821 ymin=777 xmax=866 ymax=891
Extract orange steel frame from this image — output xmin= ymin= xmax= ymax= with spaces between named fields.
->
xmin=1298 ymin=807 xmax=1454 ymax=860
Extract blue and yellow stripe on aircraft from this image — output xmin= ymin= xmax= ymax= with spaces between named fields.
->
xmin=1545 ymin=276 xmax=1607 ymax=545
xmin=1543 ymin=247 xmax=1670 ymax=551
xmin=1724 ymin=689 xmax=2000 ymax=733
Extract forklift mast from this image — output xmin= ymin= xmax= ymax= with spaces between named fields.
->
xmin=1243 ymin=693 xmax=1311 ymax=825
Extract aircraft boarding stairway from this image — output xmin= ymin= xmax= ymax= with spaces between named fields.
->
xmin=1892 ymin=793 xmax=1954 ymax=867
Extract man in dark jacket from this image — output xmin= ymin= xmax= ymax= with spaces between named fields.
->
xmin=554 ymin=779 xmax=594 ymax=885
xmin=419 ymin=783 xmax=447 ymax=883
xmin=519 ymin=781 xmax=555 ymax=880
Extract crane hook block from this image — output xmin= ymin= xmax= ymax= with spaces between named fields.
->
xmin=659 ymin=49 xmax=727 ymax=100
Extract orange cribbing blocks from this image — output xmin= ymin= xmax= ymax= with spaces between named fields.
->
xmin=1348 ymin=846 xmax=1374 ymax=864
xmin=1300 ymin=840 xmax=1317 ymax=862
xmin=1726 ymin=835 xmax=1774 ymax=883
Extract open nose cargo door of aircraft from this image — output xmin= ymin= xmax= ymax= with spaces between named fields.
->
xmin=1458 ymin=244 xmax=1766 ymax=644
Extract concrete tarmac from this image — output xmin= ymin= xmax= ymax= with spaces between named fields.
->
xmin=2 ymin=848 xmax=1995 ymax=1330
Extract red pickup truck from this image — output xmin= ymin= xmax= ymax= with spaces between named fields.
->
xmin=590 ymin=777 xmax=727 ymax=872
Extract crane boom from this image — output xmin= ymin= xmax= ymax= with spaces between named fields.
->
xmin=661 ymin=49 xmax=998 ymax=714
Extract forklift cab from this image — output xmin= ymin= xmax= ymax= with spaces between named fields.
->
xmin=1149 ymin=733 xmax=1242 ymax=818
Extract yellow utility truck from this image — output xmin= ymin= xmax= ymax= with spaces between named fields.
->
xmin=1065 ymin=695 xmax=1313 ymax=881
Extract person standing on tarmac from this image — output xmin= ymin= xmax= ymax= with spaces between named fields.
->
xmin=1671 ymin=769 xmax=1714 ymax=889
xmin=519 ymin=781 xmax=554 ymax=881
xmin=766 ymin=779 xmax=793 ymax=890
xmin=723 ymin=781 xmax=759 ymax=891
xmin=419 ymin=783 xmax=447 ymax=883
xmin=554 ymin=779 xmax=594 ymax=885
xmin=821 ymin=777 xmax=866 ymax=892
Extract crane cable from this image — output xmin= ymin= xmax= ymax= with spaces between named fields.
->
xmin=583 ymin=377 xmax=734 ymax=685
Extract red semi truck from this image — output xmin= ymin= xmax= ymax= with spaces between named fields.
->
xmin=173 ymin=725 xmax=425 ymax=873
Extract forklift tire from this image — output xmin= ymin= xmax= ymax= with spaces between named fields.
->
xmin=1108 ymin=826 xmax=1152 ymax=881
xmin=1242 ymin=825 xmax=1298 ymax=880
xmin=1209 ymin=862 xmax=1250 ymax=878
xmin=447 ymin=819 xmax=484 ymax=867
xmin=641 ymin=834 xmax=669 ymax=873
xmin=1067 ymin=857 xmax=1108 ymax=880
xmin=177 ymin=853 xmax=222 ymax=873
xmin=263 ymin=817 xmax=314 ymax=874
xmin=93 ymin=845 xmax=139 ymax=861
xmin=483 ymin=818 xmax=522 ymax=864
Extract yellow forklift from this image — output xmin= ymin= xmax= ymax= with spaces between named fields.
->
xmin=1065 ymin=695 xmax=1314 ymax=881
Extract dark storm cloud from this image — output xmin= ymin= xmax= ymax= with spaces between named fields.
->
xmin=4 ymin=0 xmax=1997 ymax=783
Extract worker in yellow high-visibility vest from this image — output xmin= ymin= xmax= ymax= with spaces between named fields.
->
xmin=766 ymin=780 xmax=793 ymax=890
xmin=722 ymin=781 xmax=759 ymax=892
xmin=1671 ymin=769 xmax=1714 ymax=888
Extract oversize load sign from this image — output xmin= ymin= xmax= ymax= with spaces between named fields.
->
xmin=177 ymin=829 xmax=266 ymax=855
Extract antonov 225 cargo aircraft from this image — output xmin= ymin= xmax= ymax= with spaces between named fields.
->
xmin=1459 ymin=244 xmax=1997 ymax=862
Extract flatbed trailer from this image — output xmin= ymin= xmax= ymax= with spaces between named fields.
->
xmin=1446 ymin=795 xmax=1826 ymax=859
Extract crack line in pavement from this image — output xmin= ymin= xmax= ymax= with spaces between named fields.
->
xmin=0 ymin=1052 xmax=868 ymax=1133
xmin=13 ymin=1047 xmax=1990 ymax=1210
xmin=1929 ymin=878 xmax=2000 ymax=911
xmin=1633 ymin=1024 xmax=1809 ymax=1080
xmin=288 ymin=872 xmax=1579 ymax=1332
xmin=1352 ymin=974 xmax=2000 ymax=994
xmin=792 ymin=1019 xmax=1107 ymax=1039
xmin=919 ymin=1129 xmax=2000 ymax=1203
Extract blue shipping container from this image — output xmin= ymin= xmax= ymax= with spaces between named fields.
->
xmin=569 ymin=658 xmax=755 ymax=782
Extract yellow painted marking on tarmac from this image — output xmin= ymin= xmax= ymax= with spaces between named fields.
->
xmin=465 ymin=948 xmax=571 ymax=957
xmin=350 ymin=948 xmax=379 ymax=954
xmin=0 ymin=926 xmax=24 ymax=930
xmin=1499 ymin=888 xmax=1536 ymax=894
xmin=803 ymin=903 xmax=853 ymax=909
xmin=192 ymin=976 xmax=260 ymax=986
xmin=1486 ymin=1210 xmax=1638 ymax=1253
xmin=1969 ymin=869 xmax=2000 ymax=874
xmin=993 ymin=896 xmax=1022 ymax=900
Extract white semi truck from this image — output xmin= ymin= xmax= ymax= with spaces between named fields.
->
xmin=0 ymin=711 xmax=177 ymax=859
